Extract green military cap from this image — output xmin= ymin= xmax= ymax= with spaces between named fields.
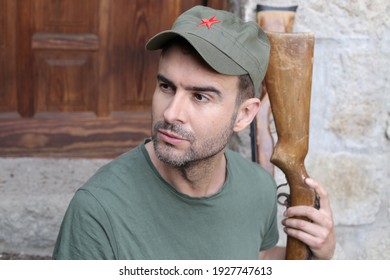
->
xmin=146 ymin=5 xmax=270 ymax=97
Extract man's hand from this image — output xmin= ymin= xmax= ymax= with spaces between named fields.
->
xmin=282 ymin=178 xmax=336 ymax=260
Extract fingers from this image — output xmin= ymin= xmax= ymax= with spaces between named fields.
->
xmin=283 ymin=223 xmax=336 ymax=259
xmin=282 ymin=211 xmax=336 ymax=259
xmin=284 ymin=177 xmax=333 ymax=222
xmin=304 ymin=177 xmax=331 ymax=212
xmin=282 ymin=178 xmax=336 ymax=259
xmin=282 ymin=214 xmax=330 ymax=241
xmin=284 ymin=204 xmax=332 ymax=228
xmin=282 ymin=221 xmax=326 ymax=250
xmin=284 ymin=204 xmax=334 ymax=242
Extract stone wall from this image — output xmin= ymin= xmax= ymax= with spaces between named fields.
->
xmin=237 ymin=0 xmax=390 ymax=259
xmin=0 ymin=0 xmax=389 ymax=259
xmin=0 ymin=158 xmax=109 ymax=257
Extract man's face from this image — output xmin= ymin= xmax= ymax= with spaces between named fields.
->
xmin=151 ymin=44 xmax=240 ymax=167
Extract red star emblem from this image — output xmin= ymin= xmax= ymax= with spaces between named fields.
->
xmin=197 ymin=15 xmax=221 ymax=29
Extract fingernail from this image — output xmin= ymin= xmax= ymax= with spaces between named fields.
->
xmin=305 ymin=177 xmax=314 ymax=185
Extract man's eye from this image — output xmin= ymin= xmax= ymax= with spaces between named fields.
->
xmin=160 ymin=83 xmax=173 ymax=92
xmin=194 ymin=93 xmax=208 ymax=102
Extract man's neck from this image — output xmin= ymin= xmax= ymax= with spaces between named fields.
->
xmin=145 ymin=141 xmax=227 ymax=197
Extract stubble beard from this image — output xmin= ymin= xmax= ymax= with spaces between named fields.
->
xmin=151 ymin=116 xmax=236 ymax=169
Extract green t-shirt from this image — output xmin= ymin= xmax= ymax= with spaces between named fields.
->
xmin=53 ymin=142 xmax=279 ymax=259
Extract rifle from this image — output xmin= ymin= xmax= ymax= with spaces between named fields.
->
xmin=251 ymin=4 xmax=298 ymax=174
xmin=263 ymin=31 xmax=319 ymax=260
xmin=251 ymin=4 xmax=318 ymax=259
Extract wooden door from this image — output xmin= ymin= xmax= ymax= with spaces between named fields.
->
xmin=0 ymin=0 xmax=227 ymax=158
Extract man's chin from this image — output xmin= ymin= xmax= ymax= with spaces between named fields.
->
xmin=156 ymin=153 xmax=190 ymax=168
xmin=153 ymin=141 xmax=189 ymax=167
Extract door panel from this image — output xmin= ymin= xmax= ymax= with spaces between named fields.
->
xmin=108 ymin=0 xmax=160 ymax=112
xmin=33 ymin=51 xmax=98 ymax=114
xmin=0 ymin=0 xmax=18 ymax=115
xmin=0 ymin=0 xmax=228 ymax=158
xmin=31 ymin=0 xmax=100 ymax=116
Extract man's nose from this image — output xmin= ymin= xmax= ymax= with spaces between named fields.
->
xmin=163 ymin=91 xmax=188 ymax=124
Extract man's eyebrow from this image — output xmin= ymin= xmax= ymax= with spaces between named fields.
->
xmin=188 ymin=86 xmax=221 ymax=96
xmin=157 ymin=74 xmax=221 ymax=96
xmin=157 ymin=74 xmax=176 ymax=89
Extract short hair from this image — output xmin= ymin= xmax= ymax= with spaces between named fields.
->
xmin=237 ymin=74 xmax=255 ymax=105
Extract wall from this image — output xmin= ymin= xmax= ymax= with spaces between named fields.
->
xmin=0 ymin=158 xmax=109 ymax=257
xmin=0 ymin=0 xmax=389 ymax=259
xmin=237 ymin=0 xmax=390 ymax=259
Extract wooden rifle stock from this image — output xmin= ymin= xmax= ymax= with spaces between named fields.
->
xmin=253 ymin=4 xmax=298 ymax=174
xmin=264 ymin=32 xmax=317 ymax=260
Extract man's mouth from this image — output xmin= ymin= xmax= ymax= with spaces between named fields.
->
xmin=158 ymin=129 xmax=187 ymax=145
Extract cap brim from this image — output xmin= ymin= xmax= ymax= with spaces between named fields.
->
xmin=146 ymin=31 xmax=247 ymax=77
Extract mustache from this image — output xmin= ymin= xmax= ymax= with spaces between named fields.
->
xmin=153 ymin=121 xmax=195 ymax=142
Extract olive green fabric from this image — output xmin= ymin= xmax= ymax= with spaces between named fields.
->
xmin=53 ymin=142 xmax=278 ymax=260
xmin=146 ymin=5 xmax=270 ymax=97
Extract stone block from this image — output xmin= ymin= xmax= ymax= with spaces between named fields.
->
xmin=324 ymin=41 xmax=388 ymax=147
xmin=0 ymin=158 xmax=109 ymax=255
xmin=306 ymin=152 xmax=383 ymax=226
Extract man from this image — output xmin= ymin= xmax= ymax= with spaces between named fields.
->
xmin=53 ymin=6 xmax=335 ymax=260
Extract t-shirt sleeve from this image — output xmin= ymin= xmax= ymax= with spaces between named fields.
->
xmin=259 ymin=175 xmax=279 ymax=251
xmin=259 ymin=199 xmax=279 ymax=251
xmin=52 ymin=189 xmax=116 ymax=260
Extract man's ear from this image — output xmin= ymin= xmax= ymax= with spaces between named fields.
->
xmin=233 ymin=98 xmax=261 ymax=132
